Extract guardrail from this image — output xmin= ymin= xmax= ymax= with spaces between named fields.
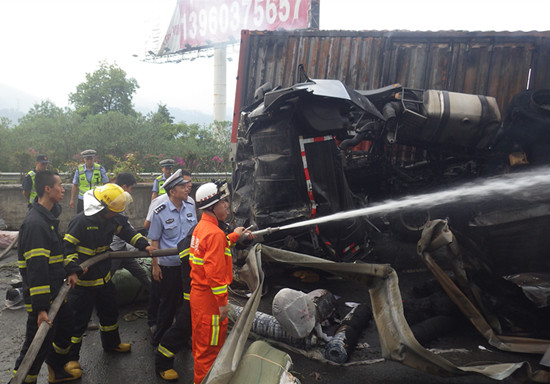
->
xmin=0 ymin=172 xmax=231 ymax=183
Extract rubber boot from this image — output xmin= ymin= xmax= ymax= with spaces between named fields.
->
xmin=47 ymin=363 xmax=82 ymax=383
xmin=158 ymin=369 xmax=179 ymax=382
xmin=65 ymin=361 xmax=81 ymax=371
xmin=110 ymin=342 xmax=131 ymax=353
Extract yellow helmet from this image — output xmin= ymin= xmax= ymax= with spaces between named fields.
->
xmin=93 ymin=183 xmax=133 ymax=213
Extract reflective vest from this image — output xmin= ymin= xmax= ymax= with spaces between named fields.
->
xmin=26 ymin=170 xmax=37 ymax=203
xmin=156 ymin=175 xmax=166 ymax=196
xmin=78 ymin=164 xmax=102 ymax=197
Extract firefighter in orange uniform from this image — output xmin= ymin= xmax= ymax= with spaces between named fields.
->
xmin=189 ymin=181 xmax=246 ymax=384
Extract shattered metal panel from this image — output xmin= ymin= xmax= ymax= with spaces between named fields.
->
xmin=236 ymin=30 xmax=550 ymax=114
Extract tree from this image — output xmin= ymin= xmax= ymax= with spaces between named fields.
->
xmin=15 ymin=101 xmax=81 ymax=168
xmin=69 ymin=61 xmax=139 ymax=116
xmin=0 ymin=117 xmax=13 ymax=171
xmin=149 ymin=104 xmax=174 ymax=125
xmin=19 ymin=100 xmax=64 ymax=122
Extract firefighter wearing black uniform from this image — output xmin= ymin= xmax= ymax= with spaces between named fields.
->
xmin=12 ymin=170 xmax=82 ymax=384
xmin=63 ymin=183 xmax=153 ymax=369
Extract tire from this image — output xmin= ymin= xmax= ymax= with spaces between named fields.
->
xmin=388 ymin=209 xmax=431 ymax=242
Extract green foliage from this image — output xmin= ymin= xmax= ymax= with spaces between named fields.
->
xmin=149 ymin=104 xmax=174 ymax=125
xmin=13 ymin=150 xmax=35 ymax=176
xmin=0 ymin=118 xmax=13 ymax=170
xmin=107 ymin=152 xmax=144 ymax=181
xmin=69 ymin=61 xmax=138 ymax=116
xmin=1 ymin=61 xmax=233 ymax=178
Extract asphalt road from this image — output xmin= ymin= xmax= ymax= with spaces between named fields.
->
xmin=0 ymin=234 xmax=543 ymax=384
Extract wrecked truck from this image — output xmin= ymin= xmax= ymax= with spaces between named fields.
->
xmin=229 ymin=73 xmax=532 ymax=260
xmin=225 ymin=30 xmax=550 ymax=383
xmin=228 ymin=74 xmax=550 ymax=366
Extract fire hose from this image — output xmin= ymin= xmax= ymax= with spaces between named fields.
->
xmin=11 ymin=247 xmax=177 ymax=384
xmin=0 ymin=233 xmax=18 ymax=261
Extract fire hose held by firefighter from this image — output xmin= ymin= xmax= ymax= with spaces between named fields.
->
xmin=11 ymin=184 xmax=170 ymax=384
xmin=11 ymin=247 xmax=178 ymax=384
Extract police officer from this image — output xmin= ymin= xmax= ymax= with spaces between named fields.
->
xmin=21 ymin=154 xmax=50 ymax=206
xmin=151 ymin=159 xmax=175 ymax=201
xmin=69 ymin=149 xmax=109 ymax=213
xmin=148 ymin=169 xmax=196 ymax=348
xmin=63 ymin=184 xmax=154 ymax=373
xmin=144 ymin=169 xmax=192 ymax=341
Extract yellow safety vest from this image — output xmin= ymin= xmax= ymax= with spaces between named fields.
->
xmin=156 ymin=175 xmax=166 ymax=196
xmin=78 ymin=164 xmax=102 ymax=197
xmin=26 ymin=170 xmax=37 ymax=203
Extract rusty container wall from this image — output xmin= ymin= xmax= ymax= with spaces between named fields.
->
xmin=233 ymin=29 xmax=550 ymax=132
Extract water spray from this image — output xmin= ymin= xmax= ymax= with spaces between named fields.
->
xmin=249 ymin=167 xmax=550 ymax=237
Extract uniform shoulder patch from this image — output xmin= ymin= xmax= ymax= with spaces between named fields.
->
xmin=154 ymin=204 xmax=166 ymax=214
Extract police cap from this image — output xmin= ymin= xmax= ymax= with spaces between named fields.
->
xmin=36 ymin=154 xmax=50 ymax=164
xmin=163 ymin=169 xmax=190 ymax=192
xmin=81 ymin=149 xmax=97 ymax=158
xmin=159 ymin=159 xmax=175 ymax=168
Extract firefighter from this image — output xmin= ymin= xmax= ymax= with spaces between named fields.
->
xmin=151 ymin=158 xmax=175 ymax=200
xmin=63 ymin=183 xmax=154 ymax=373
xmin=189 ymin=181 xmax=248 ymax=384
xmin=12 ymin=170 xmax=81 ymax=384
xmin=155 ymin=216 xmax=253 ymax=382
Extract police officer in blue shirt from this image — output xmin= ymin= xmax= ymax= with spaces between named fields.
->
xmin=69 ymin=149 xmax=109 ymax=213
xmin=151 ymin=159 xmax=175 ymax=201
xmin=148 ymin=168 xmax=196 ymax=346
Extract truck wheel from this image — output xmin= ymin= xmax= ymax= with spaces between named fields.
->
xmin=389 ymin=210 xmax=431 ymax=242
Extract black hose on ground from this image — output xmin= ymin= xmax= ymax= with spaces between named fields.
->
xmin=324 ymin=304 xmax=372 ymax=363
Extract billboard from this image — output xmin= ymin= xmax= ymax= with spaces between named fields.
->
xmin=158 ymin=0 xmax=315 ymax=55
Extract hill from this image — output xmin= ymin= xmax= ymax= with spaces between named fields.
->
xmin=0 ymin=84 xmax=215 ymax=126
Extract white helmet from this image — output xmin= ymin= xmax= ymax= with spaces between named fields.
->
xmin=196 ymin=181 xmax=229 ymax=209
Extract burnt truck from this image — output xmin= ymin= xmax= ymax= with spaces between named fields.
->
xmin=230 ymin=71 xmax=550 ymax=262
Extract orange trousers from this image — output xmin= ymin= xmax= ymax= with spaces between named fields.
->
xmin=190 ymin=289 xmax=228 ymax=384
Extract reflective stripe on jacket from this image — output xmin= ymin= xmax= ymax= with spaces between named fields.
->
xmin=189 ymin=214 xmax=239 ymax=308
xmin=17 ymin=203 xmax=75 ymax=312
xmin=64 ymin=212 xmax=149 ymax=287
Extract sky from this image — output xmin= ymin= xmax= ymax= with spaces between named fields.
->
xmin=0 ymin=0 xmax=548 ymax=118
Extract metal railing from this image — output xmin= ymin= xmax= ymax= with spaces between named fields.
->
xmin=0 ymin=172 xmax=231 ymax=183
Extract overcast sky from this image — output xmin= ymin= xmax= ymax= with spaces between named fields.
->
xmin=0 ymin=0 xmax=547 ymax=117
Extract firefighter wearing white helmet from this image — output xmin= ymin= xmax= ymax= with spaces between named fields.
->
xmin=189 ymin=180 xmax=249 ymax=384
xmin=63 ymin=183 xmax=154 ymax=368
xmin=195 ymin=181 xmax=230 ymax=210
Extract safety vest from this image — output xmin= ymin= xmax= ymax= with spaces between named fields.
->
xmin=78 ymin=164 xmax=102 ymax=197
xmin=26 ymin=170 xmax=37 ymax=203
xmin=156 ymin=175 xmax=166 ymax=196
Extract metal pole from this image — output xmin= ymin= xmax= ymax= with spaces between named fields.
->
xmin=213 ymin=46 xmax=227 ymax=123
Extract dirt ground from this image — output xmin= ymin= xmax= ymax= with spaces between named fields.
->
xmin=0 ymin=233 xmax=546 ymax=384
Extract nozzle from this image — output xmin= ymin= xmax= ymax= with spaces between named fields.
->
xmin=250 ymin=227 xmax=281 ymax=237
